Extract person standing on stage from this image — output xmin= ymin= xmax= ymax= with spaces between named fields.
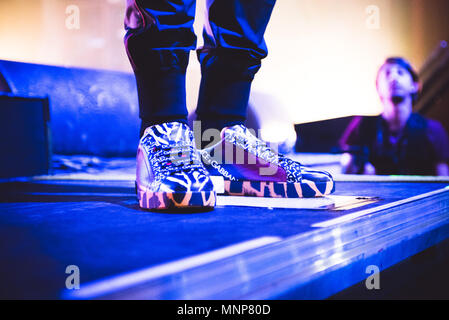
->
xmin=124 ymin=0 xmax=335 ymax=210
xmin=340 ymin=57 xmax=449 ymax=176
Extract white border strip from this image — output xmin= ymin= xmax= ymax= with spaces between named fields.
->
xmin=216 ymin=195 xmax=334 ymax=209
xmin=32 ymin=173 xmax=135 ymax=181
xmin=334 ymin=174 xmax=449 ymax=182
xmin=19 ymin=192 xmax=135 ymax=197
xmin=66 ymin=236 xmax=281 ymax=299
xmin=312 ymin=186 xmax=449 ymax=228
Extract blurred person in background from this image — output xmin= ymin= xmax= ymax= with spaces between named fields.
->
xmin=340 ymin=57 xmax=449 ymax=176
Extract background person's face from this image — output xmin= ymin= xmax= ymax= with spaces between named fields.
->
xmin=376 ymin=63 xmax=418 ymax=102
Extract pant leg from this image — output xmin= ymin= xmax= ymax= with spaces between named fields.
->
xmin=195 ymin=0 xmax=276 ymax=131
xmin=124 ymin=0 xmax=197 ymax=136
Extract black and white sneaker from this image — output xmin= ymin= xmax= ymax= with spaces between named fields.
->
xmin=136 ymin=122 xmax=216 ymax=210
xmin=201 ymin=125 xmax=335 ymax=198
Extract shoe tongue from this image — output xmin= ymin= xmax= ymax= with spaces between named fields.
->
xmin=144 ymin=122 xmax=193 ymax=146
xmin=222 ymin=125 xmax=282 ymax=163
xmin=222 ymin=124 xmax=260 ymax=144
xmin=221 ymin=124 xmax=248 ymax=138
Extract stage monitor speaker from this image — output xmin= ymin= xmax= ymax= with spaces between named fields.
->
xmin=0 ymin=60 xmax=139 ymax=156
xmin=294 ymin=116 xmax=354 ymax=153
xmin=0 ymin=71 xmax=11 ymax=93
xmin=0 ymin=94 xmax=50 ymax=178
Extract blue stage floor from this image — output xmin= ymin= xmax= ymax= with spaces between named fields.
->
xmin=1 ymin=173 xmax=449 ymax=299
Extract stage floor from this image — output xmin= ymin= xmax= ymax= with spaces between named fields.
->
xmin=1 ymin=157 xmax=449 ymax=299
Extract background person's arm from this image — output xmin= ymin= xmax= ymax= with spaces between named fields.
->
xmin=341 ymin=153 xmax=376 ymax=175
xmin=427 ymin=120 xmax=449 ymax=177
xmin=436 ymin=163 xmax=449 ymax=176
xmin=341 ymin=153 xmax=358 ymax=174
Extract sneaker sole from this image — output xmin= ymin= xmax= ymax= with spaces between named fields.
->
xmin=136 ymin=186 xmax=216 ymax=210
xmin=223 ymin=180 xmax=335 ymax=198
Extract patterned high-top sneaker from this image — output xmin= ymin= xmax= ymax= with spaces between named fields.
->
xmin=136 ymin=122 xmax=216 ymax=210
xmin=201 ymin=125 xmax=335 ymax=198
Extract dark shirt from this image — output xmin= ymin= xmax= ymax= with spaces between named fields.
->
xmin=339 ymin=113 xmax=449 ymax=175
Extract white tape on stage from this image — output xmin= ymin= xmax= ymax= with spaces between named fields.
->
xmin=334 ymin=174 xmax=449 ymax=182
xmin=216 ymin=195 xmax=380 ymax=210
xmin=312 ymin=186 xmax=449 ymax=228
xmin=217 ymin=195 xmax=335 ymax=209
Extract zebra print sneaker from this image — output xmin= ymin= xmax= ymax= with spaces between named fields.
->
xmin=136 ymin=122 xmax=216 ymax=210
xmin=201 ymin=124 xmax=335 ymax=198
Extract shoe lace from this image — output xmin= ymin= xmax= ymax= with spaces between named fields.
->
xmin=150 ymin=143 xmax=204 ymax=179
xmin=227 ymin=129 xmax=303 ymax=182
xmin=230 ymin=132 xmax=297 ymax=165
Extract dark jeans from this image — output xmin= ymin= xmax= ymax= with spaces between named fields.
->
xmin=124 ymin=0 xmax=276 ymax=136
